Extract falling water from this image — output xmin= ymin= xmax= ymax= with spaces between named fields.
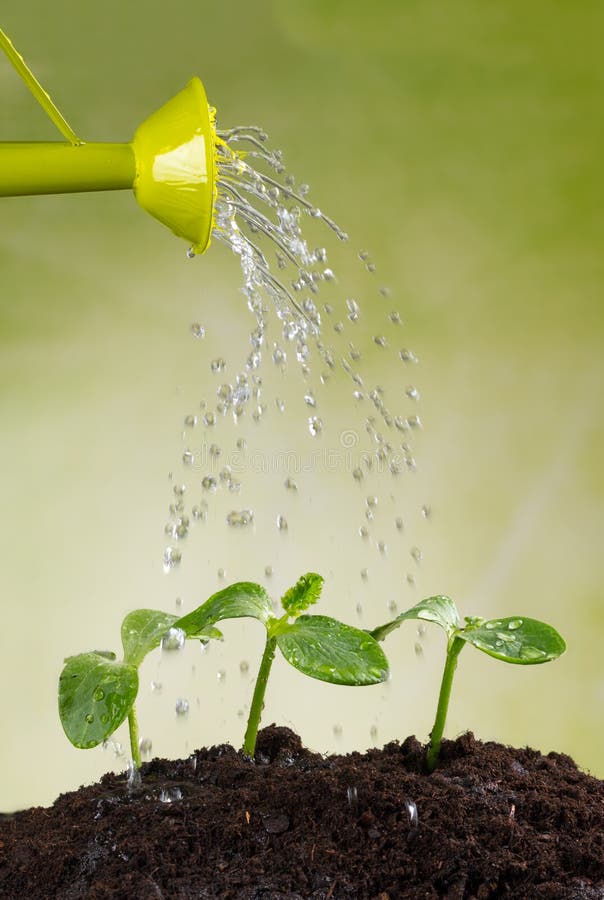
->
xmin=163 ymin=114 xmax=430 ymax=624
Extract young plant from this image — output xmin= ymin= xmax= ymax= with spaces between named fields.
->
xmin=175 ymin=572 xmax=389 ymax=756
xmin=370 ymin=596 xmax=566 ymax=772
xmin=58 ymin=609 xmax=220 ymax=769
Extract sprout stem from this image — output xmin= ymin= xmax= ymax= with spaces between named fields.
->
xmin=243 ymin=633 xmax=277 ymax=756
xmin=128 ymin=704 xmax=141 ymax=769
xmin=426 ymin=635 xmax=465 ymax=772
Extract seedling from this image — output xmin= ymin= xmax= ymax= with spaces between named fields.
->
xmin=370 ymin=596 xmax=566 ymax=772
xmin=175 ymin=572 xmax=389 ymax=756
xmin=58 ymin=609 xmax=220 ymax=769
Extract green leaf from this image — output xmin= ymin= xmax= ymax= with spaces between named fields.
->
xmin=459 ymin=616 xmax=566 ymax=664
xmin=121 ymin=609 xmax=179 ymax=666
xmin=370 ymin=595 xmax=461 ymax=642
xmin=58 ymin=652 xmax=138 ymax=749
xmin=281 ymin=572 xmax=324 ymax=616
xmin=175 ymin=582 xmax=274 ymax=636
xmin=277 ymin=615 xmax=389 ymax=685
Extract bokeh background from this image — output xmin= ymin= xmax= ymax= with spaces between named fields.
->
xmin=1 ymin=1 xmax=603 ymax=811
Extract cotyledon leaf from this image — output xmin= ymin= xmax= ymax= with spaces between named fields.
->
xmin=121 ymin=609 xmax=179 ymax=667
xmin=175 ymin=582 xmax=274 ymax=636
xmin=459 ymin=616 xmax=567 ymax=664
xmin=370 ymin=595 xmax=461 ymax=642
xmin=277 ymin=615 xmax=389 ymax=685
xmin=58 ymin=652 xmax=138 ymax=749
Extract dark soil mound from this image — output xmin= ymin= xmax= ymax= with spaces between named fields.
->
xmin=0 ymin=727 xmax=602 ymax=899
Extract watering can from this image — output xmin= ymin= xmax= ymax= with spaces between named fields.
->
xmin=0 ymin=28 xmax=215 ymax=253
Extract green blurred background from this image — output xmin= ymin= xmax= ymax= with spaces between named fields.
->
xmin=1 ymin=1 xmax=603 ymax=811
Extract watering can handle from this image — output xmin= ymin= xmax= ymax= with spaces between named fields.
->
xmin=0 ymin=27 xmax=82 ymax=145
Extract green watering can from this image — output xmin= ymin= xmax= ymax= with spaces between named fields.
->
xmin=0 ymin=28 xmax=216 ymax=254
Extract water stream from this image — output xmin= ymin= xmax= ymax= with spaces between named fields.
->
xmin=162 ymin=117 xmax=430 ymax=667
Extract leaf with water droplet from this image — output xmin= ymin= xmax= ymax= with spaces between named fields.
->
xmin=280 ymin=572 xmax=324 ymax=616
xmin=459 ymin=617 xmax=566 ymax=664
xmin=277 ymin=615 xmax=389 ymax=685
xmin=370 ymin=595 xmax=461 ymax=642
xmin=175 ymin=582 xmax=274 ymax=638
xmin=120 ymin=610 xmax=180 ymax=667
xmin=59 ymin=652 xmax=138 ymax=749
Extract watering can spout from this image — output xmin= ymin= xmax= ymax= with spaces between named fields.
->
xmin=0 ymin=25 xmax=216 ymax=254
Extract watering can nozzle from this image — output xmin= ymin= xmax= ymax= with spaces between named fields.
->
xmin=0 ymin=29 xmax=216 ymax=253
xmin=132 ymin=77 xmax=215 ymax=254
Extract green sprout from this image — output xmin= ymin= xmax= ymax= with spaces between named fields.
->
xmin=58 ymin=609 xmax=220 ymax=769
xmin=176 ymin=572 xmax=389 ymax=756
xmin=370 ymin=596 xmax=566 ymax=772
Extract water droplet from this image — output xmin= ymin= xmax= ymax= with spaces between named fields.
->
xmin=388 ymin=600 xmax=398 ymax=614
xmin=182 ymin=449 xmax=194 ymax=466
xmin=191 ymin=323 xmax=205 ymax=339
xmin=160 ymin=787 xmax=183 ymax=803
xmin=421 ymin=504 xmax=431 ymax=519
xmin=277 ymin=515 xmax=288 ymax=531
xmin=85 ymin=713 xmax=94 ymax=724
xmin=507 ymin=618 xmax=523 ymax=630
xmin=405 ymin=385 xmax=420 ymax=402
xmin=203 ymin=412 xmax=216 ymax=428
xmin=366 ymin=495 xmax=378 ymax=508
xmin=192 ymin=504 xmax=207 ymax=521
xmin=308 ymin=416 xmax=323 ymax=436
xmin=202 ymin=475 xmax=217 ymax=491
xmin=150 ymin=681 xmax=162 ymax=693
xmin=264 ymin=565 xmax=273 ymax=577
xmin=139 ymin=738 xmax=153 ymax=759
xmin=373 ymin=335 xmax=387 ymax=348
xmin=184 ymin=414 xmax=197 ymax=428
xmin=175 ymin=698 xmax=189 ymax=716
xmin=236 ymin=437 xmax=247 ymax=451
xmin=377 ymin=540 xmax=387 ymax=555
xmin=161 ymin=627 xmax=186 ymax=651
xmin=485 ymin=621 xmax=503 ymax=630
xmin=407 ymin=414 xmax=422 ymax=430
xmin=359 ymin=525 xmax=369 ymax=539
xmin=284 ymin=477 xmax=298 ymax=491
xmin=226 ymin=509 xmax=254 ymax=527
xmin=173 ymin=484 xmax=186 ymax=497
xmin=346 ymin=298 xmax=360 ymax=322
xmin=276 ymin=397 xmax=286 ymax=413
xmin=217 ymin=669 xmax=226 ymax=682
xmin=361 ymin=568 xmax=369 ymax=581
xmin=333 ymin=723 xmax=343 ymax=738
xmin=352 ymin=467 xmax=364 ymax=482
xmin=272 ymin=345 xmax=286 ymax=367
xmin=389 ymin=311 xmax=401 ymax=325
xmin=240 ymin=660 xmax=249 ymax=674
xmin=217 ymin=567 xmax=226 ymax=579
xmin=304 ymin=391 xmax=316 ymax=408
xmin=347 ymin=786 xmax=358 ymax=809
xmin=369 ymin=724 xmax=378 ymax=741
xmin=92 ymin=688 xmax=105 ymax=702
xmin=395 ymin=517 xmax=404 ymax=531
xmin=163 ymin=547 xmax=182 ymax=573
xmin=399 ymin=348 xmax=417 ymax=364
xmin=211 ymin=358 xmax=226 ymax=374
xmin=405 ymin=800 xmax=419 ymax=828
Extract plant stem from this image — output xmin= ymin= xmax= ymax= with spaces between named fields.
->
xmin=426 ymin=635 xmax=465 ymax=772
xmin=128 ymin=704 xmax=141 ymax=769
xmin=243 ymin=632 xmax=277 ymax=757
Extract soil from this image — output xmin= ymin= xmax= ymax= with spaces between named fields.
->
xmin=0 ymin=727 xmax=602 ymax=900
